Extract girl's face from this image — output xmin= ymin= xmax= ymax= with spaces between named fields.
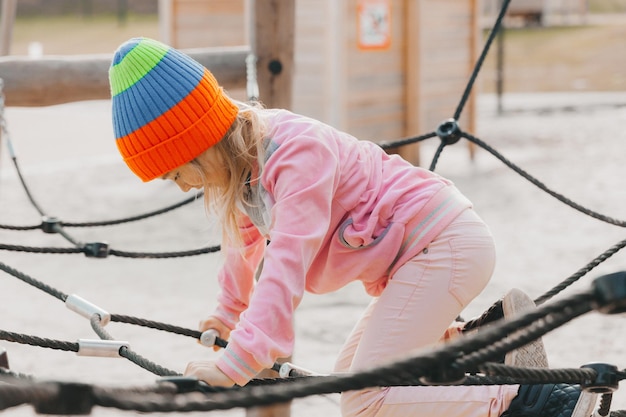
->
xmin=162 ymin=147 xmax=226 ymax=192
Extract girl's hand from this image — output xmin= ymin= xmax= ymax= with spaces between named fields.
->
xmin=184 ymin=360 xmax=236 ymax=387
xmin=198 ymin=316 xmax=231 ymax=351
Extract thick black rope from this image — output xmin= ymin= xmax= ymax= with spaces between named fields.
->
xmin=111 ymin=315 xmax=203 ymax=340
xmin=461 ymin=131 xmax=626 ymax=227
xmin=599 ymin=393 xmax=614 ymax=417
xmin=0 ymin=241 xmax=220 ymax=258
xmin=0 ymin=260 xmax=67 ymax=301
xmin=455 ymin=292 xmax=596 ymax=372
xmin=534 ymin=237 xmax=626 ymax=305
xmin=428 ymin=141 xmax=447 ymax=171
xmin=1 ymin=253 xmax=614 ymax=380
xmin=0 ymin=330 xmax=78 ymax=353
xmin=0 ymin=382 xmax=59 ymax=413
xmin=89 ymin=315 xmax=179 ymax=378
xmin=9 ymin=156 xmax=46 ymax=217
xmin=378 ymin=131 xmax=437 ymax=150
xmin=459 ymin=237 xmax=626 ymax=332
xmin=107 ymin=245 xmax=220 ymax=259
xmin=454 ymin=0 xmax=510 ymax=120
xmin=2 ymin=242 xmax=623 ymax=387
xmin=0 ymin=223 xmax=39 ymax=231
xmin=1 ymin=138 xmax=210 ymax=252
xmin=0 ymin=242 xmax=83 ymax=254
xmin=61 ymin=192 xmax=203 ymax=228
xmin=0 ymin=192 xmax=202 ymax=230
xmin=3 ymin=258 xmax=616 ymax=398
xmin=5 ymin=283 xmax=608 ymax=389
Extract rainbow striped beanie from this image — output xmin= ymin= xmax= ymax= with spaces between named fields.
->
xmin=109 ymin=37 xmax=238 ymax=182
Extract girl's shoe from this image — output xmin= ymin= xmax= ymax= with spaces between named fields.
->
xmin=501 ymin=383 xmax=597 ymax=417
xmin=461 ymin=288 xmax=549 ymax=368
xmin=502 ymin=289 xmax=549 ymax=368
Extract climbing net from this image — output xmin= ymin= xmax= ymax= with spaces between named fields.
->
xmin=1 ymin=0 xmax=626 ymax=415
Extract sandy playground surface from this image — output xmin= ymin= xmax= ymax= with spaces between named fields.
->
xmin=0 ymin=92 xmax=625 ymax=416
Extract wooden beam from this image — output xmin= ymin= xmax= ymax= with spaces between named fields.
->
xmin=467 ymin=0 xmax=479 ymax=160
xmin=246 ymin=5 xmax=295 ymax=417
xmin=0 ymin=46 xmax=249 ymax=107
xmin=253 ymin=0 xmax=295 ymax=109
xmin=0 ymin=0 xmax=18 ymax=56
xmin=401 ymin=0 xmax=422 ymax=166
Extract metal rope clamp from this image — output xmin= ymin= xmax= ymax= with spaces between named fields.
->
xmin=77 ymin=339 xmax=130 ymax=358
xmin=200 ymin=329 xmax=219 ymax=347
xmin=65 ymin=294 xmax=111 ymax=326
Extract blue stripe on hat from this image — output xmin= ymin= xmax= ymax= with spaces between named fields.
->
xmin=112 ymin=46 xmax=205 ymax=139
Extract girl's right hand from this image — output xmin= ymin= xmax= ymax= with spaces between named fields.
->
xmin=198 ymin=316 xmax=231 ymax=352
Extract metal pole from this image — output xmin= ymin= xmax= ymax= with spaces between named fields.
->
xmin=496 ymin=15 xmax=505 ymax=115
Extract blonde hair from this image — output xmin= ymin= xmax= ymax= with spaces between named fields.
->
xmin=190 ymin=100 xmax=267 ymax=246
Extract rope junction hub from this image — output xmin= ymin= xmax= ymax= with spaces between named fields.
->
xmin=436 ymin=118 xmax=462 ymax=145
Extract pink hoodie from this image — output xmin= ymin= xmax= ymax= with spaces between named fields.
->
xmin=213 ymin=109 xmax=471 ymax=385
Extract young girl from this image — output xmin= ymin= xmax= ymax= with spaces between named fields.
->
xmin=108 ymin=37 xmax=584 ymax=417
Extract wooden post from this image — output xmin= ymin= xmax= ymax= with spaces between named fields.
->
xmin=253 ymin=0 xmax=294 ymax=110
xmin=0 ymin=0 xmax=18 ymax=56
xmin=467 ymin=0 xmax=479 ymax=160
xmin=403 ymin=0 xmax=422 ymax=166
xmin=248 ymin=4 xmax=295 ymax=417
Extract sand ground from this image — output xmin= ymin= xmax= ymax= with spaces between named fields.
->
xmin=1 ymin=92 xmax=625 ymax=416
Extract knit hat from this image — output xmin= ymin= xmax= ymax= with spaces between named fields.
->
xmin=109 ymin=37 xmax=239 ymax=182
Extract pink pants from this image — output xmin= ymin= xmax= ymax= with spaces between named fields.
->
xmin=334 ymin=209 xmax=519 ymax=417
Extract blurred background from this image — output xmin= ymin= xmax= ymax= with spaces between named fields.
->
xmin=1 ymin=1 xmax=626 ymax=417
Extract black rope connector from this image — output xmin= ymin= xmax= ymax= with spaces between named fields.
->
xmin=34 ymin=382 xmax=94 ymax=415
xmin=435 ymin=118 xmax=462 ymax=145
xmin=83 ymin=242 xmax=110 ymax=258
xmin=580 ymin=363 xmax=620 ymax=394
xmin=592 ymin=271 xmax=626 ymax=314
xmin=419 ymin=361 xmax=466 ymax=386
xmin=0 ymin=347 xmax=8 ymax=369
xmin=158 ymin=376 xmax=214 ymax=393
xmin=41 ymin=217 xmax=62 ymax=234
xmin=268 ymin=59 xmax=283 ymax=75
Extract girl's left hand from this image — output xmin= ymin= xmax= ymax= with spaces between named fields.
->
xmin=184 ymin=360 xmax=236 ymax=387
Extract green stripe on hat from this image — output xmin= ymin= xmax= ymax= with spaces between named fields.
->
xmin=109 ymin=38 xmax=169 ymax=96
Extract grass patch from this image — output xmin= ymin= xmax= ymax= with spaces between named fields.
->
xmin=480 ymin=24 xmax=626 ymax=92
xmin=589 ymin=0 xmax=626 ymax=12
xmin=10 ymin=14 xmax=159 ymax=56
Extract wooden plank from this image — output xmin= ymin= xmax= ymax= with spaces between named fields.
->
xmin=0 ymin=47 xmax=249 ymax=107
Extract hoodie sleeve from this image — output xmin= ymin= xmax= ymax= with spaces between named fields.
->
xmin=212 ymin=211 xmax=266 ymax=330
xmin=215 ymin=133 xmax=340 ymax=385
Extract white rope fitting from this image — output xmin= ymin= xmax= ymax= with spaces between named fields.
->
xmin=65 ymin=294 xmax=111 ymax=326
xmin=200 ymin=329 xmax=219 ymax=347
xmin=77 ymin=339 xmax=129 ymax=358
xmin=245 ymin=53 xmax=259 ymax=102
xmin=278 ymin=362 xmax=317 ymax=378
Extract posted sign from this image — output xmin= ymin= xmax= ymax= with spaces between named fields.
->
xmin=357 ymin=0 xmax=392 ymax=50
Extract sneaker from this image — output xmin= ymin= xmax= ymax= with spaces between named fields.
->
xmin=502 ymin=289 xmax=549 ymax=368
xmin=501 ymin=383 xmax=597 ymax=417
xmin=462 ymin=288 xmax=549 ymax=368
